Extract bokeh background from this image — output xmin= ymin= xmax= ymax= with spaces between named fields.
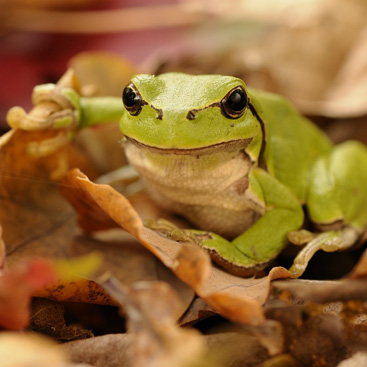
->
xmin=1 ymin=0 xmax=367 ymax=142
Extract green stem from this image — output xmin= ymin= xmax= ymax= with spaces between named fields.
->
xmin=79 ymin=97 xmax=124 ymax=128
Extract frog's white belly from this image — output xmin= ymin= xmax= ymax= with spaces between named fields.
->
xmin=124 ymin=140 xmax=265 ymax=239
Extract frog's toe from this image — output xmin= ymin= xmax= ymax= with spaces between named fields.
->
xmin=289 ymin=227 xmax=359 ymax=278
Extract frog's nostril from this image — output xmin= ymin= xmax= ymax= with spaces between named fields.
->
xmin=156 ymin=109 xmax=163 ymax=120
xmin=186 ymin=110 xmax=197 ymax=120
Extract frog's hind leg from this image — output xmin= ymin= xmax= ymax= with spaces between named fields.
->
xmin=292 ymin=140 xmax=367 ymax=277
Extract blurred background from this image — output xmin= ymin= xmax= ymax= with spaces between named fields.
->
xmin=1 ymin=0 xmax=367 ymax=142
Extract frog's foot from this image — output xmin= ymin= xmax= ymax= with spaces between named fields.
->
xmin=145 ymin=219 xmax=202 ymax=246
xmin=289 ymin=226 xmax=359 ymax=278
xmin=199 ymin=232 xmax=273 ymax=277
xmin=145 ymin=219 xmax=278 ymax=277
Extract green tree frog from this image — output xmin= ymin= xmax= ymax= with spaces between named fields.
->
xmin=7 ymin=72 xmax=367 ymax=277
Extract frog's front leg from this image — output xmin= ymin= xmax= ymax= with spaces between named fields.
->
xmin=200 ymin=168 xmax=304 ymax=277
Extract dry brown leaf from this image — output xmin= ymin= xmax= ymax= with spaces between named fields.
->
xmin=100 ymin=276 xmax=206 ymax=367
xmin=34 ymin=278 xmax=113 ymax=305
xmin=0 ymin=129 xmax=96 ymax=265
xmin=63 ymin=168 xmax=292 ymax=325
xmin=0 ymin=128 xmax=193 ymax=314
xmin=62 ymin=333 xmax=133 ymax=367
xmin=58 ymin=177 xmax=121 ymax=234
xmin=0 ymin=129 xmax=110 ymax=305
xmin=62 ymin=326 xmax=284 ymax=367
xmin=29 ymin=298 xmax=93 ymax=341
xmin=179 ymin=297 xmax=216 ymax=326
xmin=272 ymin=279 xmax=367 ymax=304
xmin=348 ymin=247 xmax=367 ymax=279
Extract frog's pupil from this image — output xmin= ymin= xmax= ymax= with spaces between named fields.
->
xmin=227 ymin=90 xmax=246 ymax=111
xmin=123 ymin=87 xmax=138 ymax=107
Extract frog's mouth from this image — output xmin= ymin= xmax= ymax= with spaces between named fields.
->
xmin=123 ymin=136 xmax=253 ymax=156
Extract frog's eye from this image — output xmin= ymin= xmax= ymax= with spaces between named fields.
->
xmin=122 ymin=83 xmax=143 ymax=116
xmin=221 ymin=86 xmax=248 ymax=119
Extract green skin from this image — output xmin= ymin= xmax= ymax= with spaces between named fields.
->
xmin=29 ymin=73 xmax=367 ymax=277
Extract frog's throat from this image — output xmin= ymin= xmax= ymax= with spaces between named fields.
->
xmin=122 ymin=136 xmax=253 ymax=156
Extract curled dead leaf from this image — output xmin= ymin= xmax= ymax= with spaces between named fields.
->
xmin=62 ymin=168 xmax=292 ymax=325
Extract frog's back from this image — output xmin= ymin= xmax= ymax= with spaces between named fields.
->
xmin=249 ymin=88 xmax=332 ymax=203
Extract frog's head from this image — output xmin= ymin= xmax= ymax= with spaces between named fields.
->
xmin=120 ymin=72 xmax=263 ymax=159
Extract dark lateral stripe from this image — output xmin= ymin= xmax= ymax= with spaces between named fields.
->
xmin=249 ymin=102 xmax=267 ymax=170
